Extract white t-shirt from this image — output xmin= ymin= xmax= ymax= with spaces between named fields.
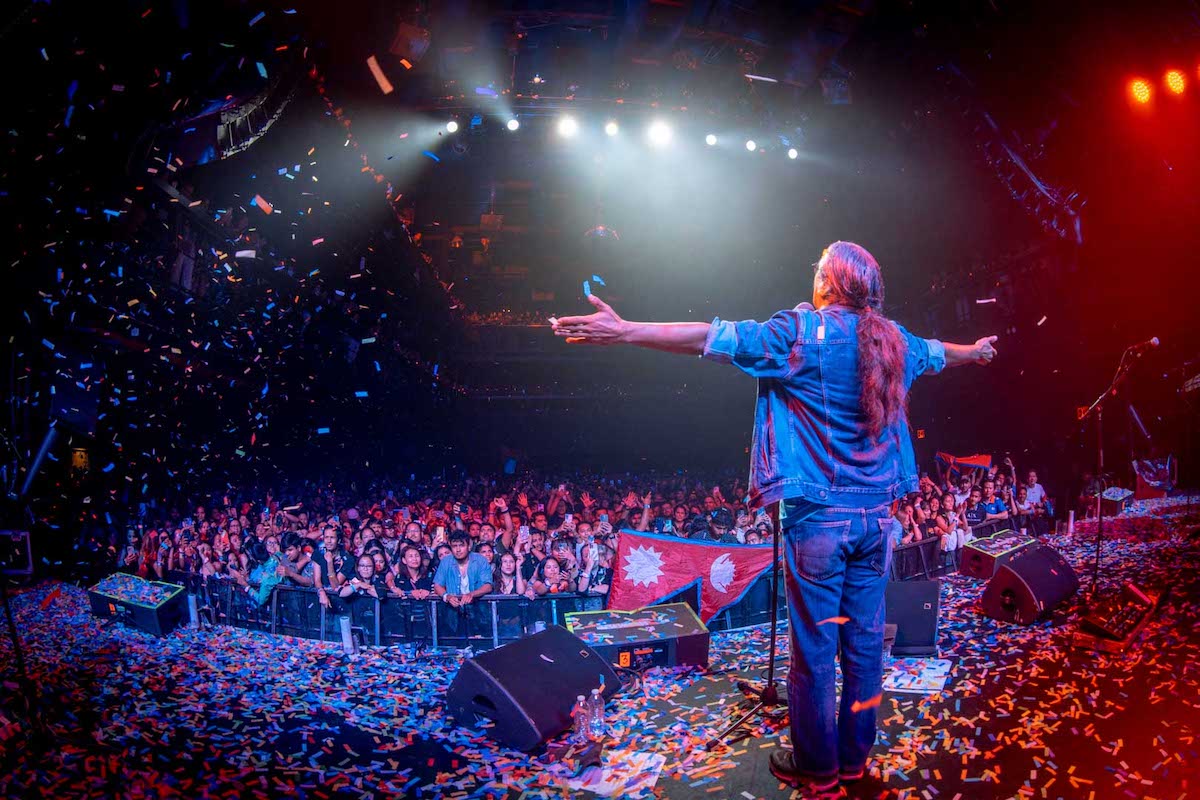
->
xmin=1025 ymin=483 xmax=1046 ymax=506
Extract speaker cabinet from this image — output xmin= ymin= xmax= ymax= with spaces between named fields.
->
xmin=981 ymin=544 xmax=1079 ymax=625
xmin=445 ymin=625 xmax=619 ymax=751
xmin=885 ymin=579 xmax=941 ymax=656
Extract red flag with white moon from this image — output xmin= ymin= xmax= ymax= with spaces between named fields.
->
xmin=608 ymin=529 xmax=775 ymax=623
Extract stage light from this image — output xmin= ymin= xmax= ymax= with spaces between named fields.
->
xmin=446 ymin=120 xmax=459 ymax=133
xmin=647 ymin=120 xmax=672 ymax=147
xmin=787 ymin=148 xmax=798 ymax=160
xmin=506 ymin=118 xmax=520 ymax=131
xmin=604 ymin=121 xmax=619 ymax=137
xmin=557 ymin=116 xmax=579 ymax=138
xmin=1165 ymin=70 xmax=1186 ymax=95
xmin=705 ymin=133 xmax=717 ymax=146
xmin=745 ymin=139 xmax=757 ymax=152
xmin=1129 ymin=79 xmax=1152 ymax=104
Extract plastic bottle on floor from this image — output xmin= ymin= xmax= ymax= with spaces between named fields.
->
xmin=571 ymin=695 xmax=588 ymax=743
xmin=587 ymin=687 xmax=606 ymax=740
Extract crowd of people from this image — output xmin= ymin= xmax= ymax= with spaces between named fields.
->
xmin=113 ymin=472 xmax=778 ymax=612
xmin=891 ymin=456 xmax=1053 ymax=558
xmin=111 ymin=458 xmax=1053 ymax=614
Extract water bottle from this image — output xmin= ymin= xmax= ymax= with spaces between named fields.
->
xmin=588 ymin=687 xmax=606 ymax=740
xmin=571 ymin=695 xmax=588 ymax=743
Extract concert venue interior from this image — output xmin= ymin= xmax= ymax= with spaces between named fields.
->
xmin=3 ymin=1 xmax=1200 ymax=798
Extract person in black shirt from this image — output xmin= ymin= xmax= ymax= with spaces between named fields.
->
xmin=389 ymin=545 xmax=433 ymax=600
xmin=963 ymin=487 xmax=987 ymax=531
xmin=578 ymin=544 xmax=613 ymax=599
xmin=338 ymin=554 xmax=388 ymax=600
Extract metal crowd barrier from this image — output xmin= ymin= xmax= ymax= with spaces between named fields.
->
xmin=161 ymin=570 xmax=790 ymax=649
xmin=165 ymin=571 xmax=605 ymax=650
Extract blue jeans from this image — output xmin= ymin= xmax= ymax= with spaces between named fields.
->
xmin=782 ymin=502 xmax=895 ymax=778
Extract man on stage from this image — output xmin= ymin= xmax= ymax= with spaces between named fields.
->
xmin=551 ymin=241 xmax=997 ymax=793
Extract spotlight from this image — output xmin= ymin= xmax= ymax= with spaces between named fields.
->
xmin=604 ymin=121 xmax=619 ymax=137
xmin=506 ymin=118 xmax=520 ymax=131
xmin=787 ymin=148 xmax=798 ymax=160
xmin=446 ymin=120 xmax=459 ymax=133
xmin=557 ymin=116 xmax=579 ymax=138
xmin=647 ymin=120 xmax=672 ymax=147
xmin=745 ymin=139 xmax=757 ymax=152
xmin=1129 ymin=79 xmax=1152 ymax=104
xmin=705 ymin=133 xmax=717 ymax=146
xmin=1165 ymin=70 xmax=1186 ymax=95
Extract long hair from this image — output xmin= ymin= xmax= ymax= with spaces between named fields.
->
xmin=816 ymin=241 xmax=907 ymax=440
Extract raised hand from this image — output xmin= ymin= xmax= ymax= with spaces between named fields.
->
xmin=517 ymin=493 xmax=529 ymax=509
xmin=581 ymin=492 xmax=595 ymax=509
xmin=623 ymin=491 xmax=639 ymax=509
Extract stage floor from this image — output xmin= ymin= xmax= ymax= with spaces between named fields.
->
xmin=3 ymin=528 xmax=1199 ymax=799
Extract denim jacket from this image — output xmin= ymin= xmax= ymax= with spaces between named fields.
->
xmin=703 ymin=304 xmax=946 ymax=510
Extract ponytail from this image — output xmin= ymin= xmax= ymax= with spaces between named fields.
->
xmin=856 ymin=307 xmax=907 ymax=440
xmin=815 ymin=242 xmax=907 ymax=440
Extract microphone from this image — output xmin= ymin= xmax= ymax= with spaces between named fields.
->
xmin=1128 ymin=337 xmax=1160 ymax=354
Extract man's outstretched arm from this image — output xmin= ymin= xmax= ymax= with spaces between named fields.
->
xmin=550 ymin=295 xmax=709 ymax=355
xmin=943 ymin=337 xmax=999 ymax=368
xmin=552 ymin=295 xmax=999 ymax=367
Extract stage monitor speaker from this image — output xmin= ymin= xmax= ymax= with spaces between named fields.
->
xmin=565 ymin=602 xmax=710 ymax=670
xmin=445 ymin=625 xmax=619 ymax=751
xmin=885 ymin=579 xmax=940 ymax=656
xmin=981 ymin=543 xmax=1079 ymax=625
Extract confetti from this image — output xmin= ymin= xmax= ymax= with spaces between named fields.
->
xmin=366 ymin=55 xmax=394 ymax=95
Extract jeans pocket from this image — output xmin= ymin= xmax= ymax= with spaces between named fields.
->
xmin=870 ymin=518 xmax=896 ymax=576
xmin=788 ymin=519 xmax=851 ymax=581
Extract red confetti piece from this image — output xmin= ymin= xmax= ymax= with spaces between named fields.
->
xmin=850 ymin=694 xmax=883 ymax=713
xmin=40 ymin=586 xmax=63 ymax=610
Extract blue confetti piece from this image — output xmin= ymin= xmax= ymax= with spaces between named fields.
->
xmin=277 ymin=167 xmax=288 ymax=175
xmin=354 ymin=391 xmax=368 ymax=398
xmin=248 ymin=11 xmax=265 ymax=26
xmin=592 ymin=274 xmax=606 ymax=286
xmin=102 ymin=209 xmax=122 ymax=219
xmin=316 ymin=427 xmax=330 ymax=435
xmin=261 ymin=383 xmax=269 ymax=397
xmin=102 ymin=463 xmax=115 ymax=473
xmin=373 ymin=361 xmax=381 ymax=372
xmin=67 ymin=79 xmax=78 ymax=100
xmin=80 ymin=362 xmax=92 ymax=369
xmin=41 ymin=339 xmax=55 ymax=350
xmin=432 ymin=364 xmax=439 ymax=376
xmin=283 ymin=8 xmax=297 ymax=13
xmin=583 ymin=280 xmax=592 ymax=297
xmin=422 ymin=151 xmax=441 ymax=162
xmin=64 ymin=105 xmax=74 ymax=128
xmin=474 ymin=86 xmax=497 ymax=96
xmin=256 ymin=62 xmax=268 ymax=79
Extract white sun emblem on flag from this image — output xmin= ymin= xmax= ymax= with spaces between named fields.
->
xmin=710 ymin=554 xmax=736 ymax=593
xmin=623 ymin=545 xmax=665 ymax=588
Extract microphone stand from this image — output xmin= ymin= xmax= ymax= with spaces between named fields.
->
xmin=706 ymin=503 xmax=783 ymax=750
xmin=1078 ymin=346 xmax=1142 ymax=600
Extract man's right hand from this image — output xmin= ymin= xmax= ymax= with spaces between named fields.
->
xmin=974 ymin=335 xmax=999 ymax=365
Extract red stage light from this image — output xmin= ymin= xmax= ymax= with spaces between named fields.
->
xmin=1130 ymin=78 xmax=1152 ymax=104
xmin=1165 ymin=70 xmax=1186 ymax=95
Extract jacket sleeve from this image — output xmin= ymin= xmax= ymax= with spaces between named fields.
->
xmin=702 ymin=310 xmax=806 ymax=379
xmin=895 ymin=322 xmax=946 ymax=385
